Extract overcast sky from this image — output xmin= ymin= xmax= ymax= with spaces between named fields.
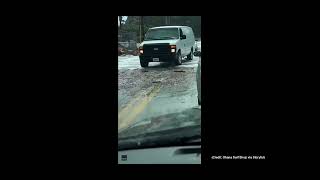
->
xmin=118 ymin=16 xmax=128 ymax=26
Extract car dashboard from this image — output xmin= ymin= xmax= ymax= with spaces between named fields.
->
xmin=118 ymin=145 xmax=201 ymax=164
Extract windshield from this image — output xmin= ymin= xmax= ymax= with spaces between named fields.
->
xmin=118 ymin=16 xmax=201 ymax=158
xmin=144 ymin=28 xmax=179 ymax=40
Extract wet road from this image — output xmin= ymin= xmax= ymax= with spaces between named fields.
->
xmin=118 ymin=55 xmax=200 ymax=134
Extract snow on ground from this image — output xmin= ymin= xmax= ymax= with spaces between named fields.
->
xmin=118 ymin=55 xmax=143 ymax=70
xmin=118 ymin=55 xmax=199 ymax=70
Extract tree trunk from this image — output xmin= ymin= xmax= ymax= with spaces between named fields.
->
xmin=165 ymin=16 xmax=170 ymax=25
xmin=119 ymin=16 xmax=123 ymax=29
xmin=140 ymin=16 xmax=144 ymax=42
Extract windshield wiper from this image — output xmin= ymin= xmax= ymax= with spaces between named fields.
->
xmin=118 ymin=125 xmax=201 ymax=151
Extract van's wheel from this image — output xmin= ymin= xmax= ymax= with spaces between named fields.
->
xmin=140 ymin=60 xmax=149 ymax=67
xmin=187 ymin=48 xmax=193 ymax=60
xmin=175 ymin=51 xmax=182 ymax=65
xmin=198 ymin=97 xmax=201 ymax=105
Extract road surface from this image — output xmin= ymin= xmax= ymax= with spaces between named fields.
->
xmin=118 ymin=55 xmax=200 ymax=135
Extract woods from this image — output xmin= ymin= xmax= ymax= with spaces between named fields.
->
xmin=119 ymin=16 xmax=201 ymax=42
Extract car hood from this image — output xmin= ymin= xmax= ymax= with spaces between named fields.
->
xmin=140 ymin=39 xmax=179 ymax=46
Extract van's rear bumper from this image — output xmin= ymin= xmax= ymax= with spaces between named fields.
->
xmin=139 ymin=53 xmax=176 ymax=62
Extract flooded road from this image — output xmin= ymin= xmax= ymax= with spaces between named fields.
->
xmin=118 ymin=55 xmax=200 ymax=135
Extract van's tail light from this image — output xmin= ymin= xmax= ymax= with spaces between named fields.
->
xmin=170 ymin=45 xmax=176 ymax=53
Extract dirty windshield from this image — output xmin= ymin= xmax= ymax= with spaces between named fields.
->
xmin=118 ymin=16 xmax=201 ymax=149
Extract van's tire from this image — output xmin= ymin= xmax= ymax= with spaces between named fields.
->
xmin=140 ymin=60 xmax=149 ymax=67
xmin=198 ymin=97 xmax=201 ymax=105
xmin=187 ymin=48 xmax=193 ymax=60
xmin=175 ymin=51 xmax=182 ymax=65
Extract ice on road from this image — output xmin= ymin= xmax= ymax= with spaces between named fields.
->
xmin=118 ymin=55 xmax=200 ymax=133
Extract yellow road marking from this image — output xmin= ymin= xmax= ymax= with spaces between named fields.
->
xmin=118 ymin=84 xmax=161 ymax=132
